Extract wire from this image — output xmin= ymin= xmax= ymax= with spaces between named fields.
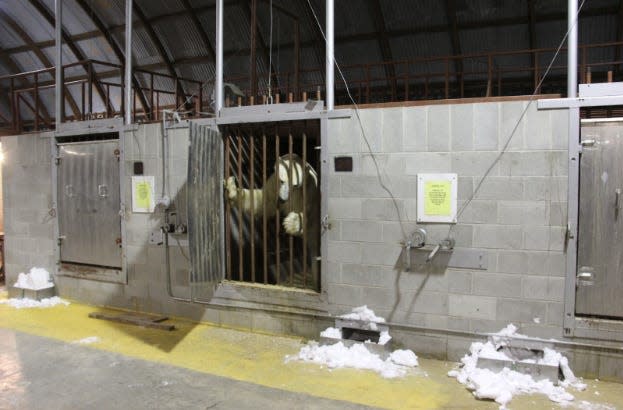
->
xmin=447 ymin=0 xmax=586 ymax=237
xmin=305 ymin=0 xmax=408 ymax=240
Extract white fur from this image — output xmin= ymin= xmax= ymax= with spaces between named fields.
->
xmin=283 ymin=212 xmax=303 ymax=235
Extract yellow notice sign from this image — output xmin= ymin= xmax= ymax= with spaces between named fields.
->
xmin=132 ymin=176 xmax=155 ymax=213
xmin=135 ymin=181 xmax=152 ymax=209
xmin=424 ymin=180 xmax=451 ymax=216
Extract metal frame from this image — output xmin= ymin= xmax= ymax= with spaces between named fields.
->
xmin=539 ymin=96 xmax=623 ymax=342
xmin=50 ymin=118 xmax=127 ymax=284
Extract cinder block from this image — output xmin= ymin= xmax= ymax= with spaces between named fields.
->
xmin=361 ymin=242 xmax=401 ymax=266
xmin=549 ymin=202 xmax=567 ymax=226
xmin=447 ymin=336 xmax=477 ymax=361
xmin=451 ymin=104 xmax=474 ymax=151
xmin=327 ymin=283 xmax=363 ymax=306
xmin=546 ymin=302 xmax=564 ymax=326
xmin=341 ymin=175 xmax=390 ymax=198
xmin=474 ymin=272 xmax=522 ymax=298
xmin=328 ymin=198 xmax=363 ymax=220
xmin=473 ymin=225 xmax=522 ymax=249
xmin=341 ymin=220 xmax=384 ymax=243
xmin=360 ymin=153 xmax=406 ymax=176
xmin=326 ymin=240 xmax=361 ymax=264
xmin=361 ymin=285 xmax=395 ymax=311
xmin=341 ymin=263 xmax=394 ymax=287
xmin=458 ymin=200 xmax=497 ymax=224
xmin=427 ymin=105 xmax=450 ymax=152
xmin=381 ymin=221 xmax=419 ymax=243
xmin=328 ymin=175 xmax=341 ymax=196
xmin=405 ymin=152 xmax=451 ymax=174
xmin=474 ymin=177 xmax=523 ymax=200
xmin=327 ymin=117 xmax=359 ymax=154
xmin=496 ymin=298 xmax=547 ymax=323
xmin=500 ymin=101 xmax=525 ymax=151
xmin=458 ymin=177 xmax=474 ymax=200
xmin=451 ymin=224 xmax=474 ymax=247
xmin=452 ymin=152 xmax=500 ymax=176
xmin=449 ymin=294 xmax=497 ymax=320
xmin=523 ymin=225 xmax=552 ymax=250
xmin=362 ymin=198 xmax=403 ymax=221
xmin=359 ymin=109 xmax=383 ymax=153
xmin=382 ymin=108 xmax=404 ymax=152
xmin=447 ymin=269 xmax=472 ymax=294
xmin=474 ymin=103 xmax=499 ymax=150
xmin=403 ymin=106 xmax=427 ymax=152
xmin=126 ymin=245 xmax=148 ymax=266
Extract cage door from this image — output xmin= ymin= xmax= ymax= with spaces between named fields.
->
xmin=187 ymin=123 xmax=224 ymax=301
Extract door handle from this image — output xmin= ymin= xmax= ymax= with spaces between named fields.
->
xmin=616 ymin=188 xmax=621 ymax=219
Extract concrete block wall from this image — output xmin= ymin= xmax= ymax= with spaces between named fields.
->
xmin=2 ymin=133 xmax=56 ymax=283
xmin=326 ymin=101 xmax=570 ymax=340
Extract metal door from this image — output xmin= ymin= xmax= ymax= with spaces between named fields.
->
xmin=577 ymin=120 xmax=623 ymax=319
xmin=57 ymin=140 xmax=121 ymax=268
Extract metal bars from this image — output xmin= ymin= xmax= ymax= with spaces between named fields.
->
xmin=222 ymin=121 xmax=321 ymax=292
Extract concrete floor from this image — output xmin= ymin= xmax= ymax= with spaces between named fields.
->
xmin=0 ymin=293 xmax=621 ymax=409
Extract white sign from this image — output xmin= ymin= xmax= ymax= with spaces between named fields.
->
xmin=417 ymin=173 xmax=458 ymax=223
xmin=131 ymin=176 xmax=155 ymax=213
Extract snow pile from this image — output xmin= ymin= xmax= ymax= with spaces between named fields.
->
xmin=287 ymin=306 xmax=418 ymax=378
xmin=288 ymin=341 xmax=418 ymax=379
xmin=0 ymin=296 xmax=69 ymax=309
xmin=14 ymin=267 xmax=54 ymax=290
xmin=339 ymin=305 xmax=385 ymax=323
xmin=72 ymin=336 xmax=101 ymax=345
xmin=448 ymin=324 xmax=586 ymax=409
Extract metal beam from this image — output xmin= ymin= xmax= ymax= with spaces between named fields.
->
xmin=132 ymin=1 xmax=187 ymax=108
xmin=54 ymin=0 xmax=62 ymax=123
xmin=326 ymin=0 xmax=334 ymax=110
xmin=74 ymin=0 xmax=149 ymax=117
xmin=29 ymin=0 xmax=113 ymax=115
xmin=124 ymin=0 xmax=132 ymax=125
xmin=569 ymin=0 xmax=578 ymax=98
xmin=215 ymin=0 xmax=223 ymax=112
xmin=368 ymin=0 xmax=397 ymax=97
xmin=0 ymin=9 xmax=76 ymax=121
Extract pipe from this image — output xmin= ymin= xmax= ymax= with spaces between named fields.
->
xmin=325 ymin=0 xmax=334 ymax=110
xmin=215 ymin=0 xmax=224 ymax=113
xmin=54 ymin=0 xmax=62 ymax=125
xmin=125 ymin=0 xmax=133 ymax=125
xmin=567 ymin=0 xmax=578 ymax=98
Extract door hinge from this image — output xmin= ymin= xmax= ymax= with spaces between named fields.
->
xmin=55 ymin=156 xmax=61 ymax=165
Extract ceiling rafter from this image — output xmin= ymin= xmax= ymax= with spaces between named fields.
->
xmin=27 ymin=0 xmax=114 ymax=116
xmin=133 ymin=1 xmax=187 ymax=107
xmin=73 ymin=0 xmax=150 ymax=117
xmin=1 ymin=5 xmax=618 ymax=62
xmin=368 ymin=0 xmax=397 ymax=97
xmin=180 ymin=0 xmax=216 ymax=61
xmin=444 ymin=0 xmax=463 ymax=92
xmin=0 ymin=9 xmax=78 ymax=121
xmin=615 ymin=0 xmax=623 ymax=73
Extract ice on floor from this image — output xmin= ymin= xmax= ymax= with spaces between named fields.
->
xmin=448 ymin=324 xmax=587 ymax=409
xmin=287 ymin=306 xmax=418 ymax=379
xmin=14 ymin=267 xmax=54 ymax=290
xmin=0 ymin=296 xmax=69 ymax=309
xmin=71 ymin=336 xmax=100 ymax=345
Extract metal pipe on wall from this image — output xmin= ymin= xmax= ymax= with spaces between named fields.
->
xmin=125 ymin=0 xmax=133 ymax=125
xmin=325 ymin=0 xmax=334 ymax=110
xmin=54 ymin=0 xmax=62 ymax=125
xmin=215 ymin=0 xmax=224 ymax=113
xmin=568 ymin=0 xmax=578 ymax=98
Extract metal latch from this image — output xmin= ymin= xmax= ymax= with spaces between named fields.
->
xmin=321 ymin=215 xmax=331 ymax=233
xmin=98 ymin=184 xmax=108 ymax=198
xmin=581 ymin=139 xmax=596 ymax=147
xmin=576 ymin=269 xmax=594 ymax=286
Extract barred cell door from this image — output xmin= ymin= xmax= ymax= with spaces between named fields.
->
xmin=576 ymin=119 xmax=623 ymax=319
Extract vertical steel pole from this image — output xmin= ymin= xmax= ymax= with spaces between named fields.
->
xmin=568 ymin=0 xmax=578 ymax=98
xmin=125 ymin=0 xmax=133 ymax=125
xmin=326 ymin=0 xmax=334 ymax=110
xmin=55 ymin=0 xmax=62 ymax=126
xmin=215 ymin=0 xmax=224 ymax=113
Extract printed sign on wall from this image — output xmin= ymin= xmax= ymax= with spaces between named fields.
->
xmin=131 ymin=176 xmax=155 ymax=213
xmin=417 ymin=173 xmax=457 ymax=223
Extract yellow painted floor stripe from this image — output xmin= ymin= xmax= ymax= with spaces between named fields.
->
xmin=1 ymin=292 xmax=621 ymax=409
